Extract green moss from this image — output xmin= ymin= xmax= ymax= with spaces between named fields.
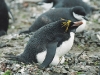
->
xmin=22 ymin=15 xmax=27 ymax=18
xmin=93 ymin=19 xmax=98 ymax=23
xmin=64 ymin=61 xmax=68 ymax=65
xmin=3 ymin=70 xmax=12 ymax=75
xmin=77 ymin=72 xmax=83 ymax=75
xmin=94 ymin=61 xmax=100 ymax=65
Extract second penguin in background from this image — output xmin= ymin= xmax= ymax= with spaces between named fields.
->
xmin=20 ymin=6 xmax=88 ymax=34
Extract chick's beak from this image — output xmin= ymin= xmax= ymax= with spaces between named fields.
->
xmin=72 ymin=21 xmax=83 ymax=27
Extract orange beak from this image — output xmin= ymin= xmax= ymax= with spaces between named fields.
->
xmin=72 ymin=21 xmax=83 ymax=27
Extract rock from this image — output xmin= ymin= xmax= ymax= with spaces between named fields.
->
xmin=96 ymin=31 xmax=100 ymax=40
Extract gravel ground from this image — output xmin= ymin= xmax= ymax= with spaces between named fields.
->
xmin=0 ymin=0 xmax=100 ymax=75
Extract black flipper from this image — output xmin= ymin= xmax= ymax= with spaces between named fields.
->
xmin=39 ymin=42 xmax=58 ymax=69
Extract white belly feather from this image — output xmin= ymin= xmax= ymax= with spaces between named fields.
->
xmin=36 ymin=32 xmax=75 ymax=65
xmin=76 ymin=20 xmax=86 ymax=32
xmin=56 ymin=32 xmax=75 ymax=56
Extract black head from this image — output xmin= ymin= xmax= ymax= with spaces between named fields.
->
xmin=72 ymin=6 xmax=86 ymax=16
xmin=72 ymin=6 xmax=88 ymax=20
xmin=61 ymin=20 xmax=83 ymax=32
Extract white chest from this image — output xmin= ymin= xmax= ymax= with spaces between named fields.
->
xmin=73 ymin=12 xmax=87 ymax=32
xmin=56 ymin=32 xmax=75 ymax=56
xmin=36 ymin=32 xmax=75 ymax=65
xmin=76 ymin=20 xmax=86 ymax=32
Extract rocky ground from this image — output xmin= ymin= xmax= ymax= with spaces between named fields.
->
xmin=0 ymin=0 xmax=100 ymax=75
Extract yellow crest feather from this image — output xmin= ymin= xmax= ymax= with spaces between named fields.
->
xmin=62 ymin=20 xmax=72 ymax=32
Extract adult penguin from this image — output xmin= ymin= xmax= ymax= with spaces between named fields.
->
xmin=0 ymin=0 xmax=14 ymax=36
xmin=43 ymin=0 xmax=95 ymax=15
xmin=5 ymin=19 xmax=83 ymax=69
xmin=20 ymin=6 xmax=88 ymax=34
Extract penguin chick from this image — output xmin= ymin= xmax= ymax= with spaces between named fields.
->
xmin=0 ymin=0 xmax=9 ymax=36
xmin=19 ymin=6 xmax=88 ymax=34
xmin=6 ymin=20 xmax=83 ymax=69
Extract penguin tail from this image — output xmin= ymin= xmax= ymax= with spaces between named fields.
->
xmin=4 ymin=54 xmax=19 ymax=61
xmin=3 ymin=53 xmax=33 ymax=64
xmin=3 ymin=53 xmax=26 ymax=64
